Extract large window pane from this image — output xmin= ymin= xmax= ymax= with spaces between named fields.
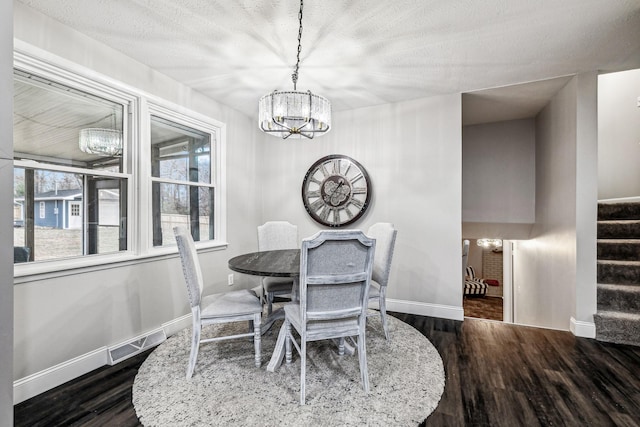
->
xmin=151 ymin=116 xmax=211 ymax=183
xmin=13 ymin=167 xmax=128 ymax=262
xmin=14 ymin=71 xmax=124 ymax=172
xmin=13 ymin=70 xmax=129 ymax=264
xmin=151 ymin=115 xmax=214 ymax=247
xmin=152 ymin=183 xmax=214 ymax=246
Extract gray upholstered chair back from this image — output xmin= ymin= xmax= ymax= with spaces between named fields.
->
xmin=257 ymin=221 xmax=298 ymax=251
xmin=174 ymin=226 xmax=204 ymax=308
xmin=300 ymin=230 xmax=375 ymax=321
xmin=462 ymin=240 xmax=470 ymax=287
xmin=366 ymin=223 xmax=397 ymax=289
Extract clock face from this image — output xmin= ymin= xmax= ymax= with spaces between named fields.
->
xmin=301 ymin=155 xmax=372 ymax=227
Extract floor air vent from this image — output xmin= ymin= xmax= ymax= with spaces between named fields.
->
xmin=108 ymin=329 xmax=166 ymax=365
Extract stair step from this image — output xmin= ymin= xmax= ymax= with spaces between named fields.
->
xmin=597 ymin=220 xmax=640 ymax=239
xmin=598 ymin=260 xmax=640 ymax=285
xmin=597 ymin=239 xmax=640 ymax=261
xmin=597 ymin=284 xmax=640 ymax=312
xmin=594 ymin=310 xmax=640 ymax=346
xmin=598 ymin=202 xmax=640 ymax=221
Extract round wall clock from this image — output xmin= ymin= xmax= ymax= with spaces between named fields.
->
xmin=301 ymin=154 xmax=372 ymax=227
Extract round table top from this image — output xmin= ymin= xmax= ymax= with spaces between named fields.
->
xmin=228 ymin=249 xmax=300 ymax=277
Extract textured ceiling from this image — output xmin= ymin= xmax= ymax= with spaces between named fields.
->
xmin=17 ymin=0 xmax=640 ymax=124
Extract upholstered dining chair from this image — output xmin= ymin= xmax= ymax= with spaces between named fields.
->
xmin=174 ymin=226 xmax=263 ymax=379
xmin=284 ymin=229 xmax=375 ymax=405
xmin=257 ymin=221 xmax=299 ymax=314
xmin=366 ymin=223 xmax=398 ymax=340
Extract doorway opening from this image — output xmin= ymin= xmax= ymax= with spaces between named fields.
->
xmin=463 ymin=239 xmax=513 ymax=322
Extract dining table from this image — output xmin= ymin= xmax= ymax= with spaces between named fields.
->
xmin=228 ymin=249 xmax=300 ymax=371
xmin=228 ymin=248 xmax=356 ymax=372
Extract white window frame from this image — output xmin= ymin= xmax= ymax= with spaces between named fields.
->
xmin=13 ymin=45 xmax=227 ymax=279
xmin=38 ymin=202 xmax=45 ymax=219
xmin=140 ymin=101 xmax=227 ymax=255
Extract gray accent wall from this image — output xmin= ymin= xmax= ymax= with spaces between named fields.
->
xmin=462 ymin=119 xmax=536 ymax=225
xmin=258 ymin=95 xmax=463 ymax=309
xmin=513 ymin=73 xmax=597 ymax=330
xmin=1 ymin=0 xmax=14 ymax=423
xmin=598 ymin=68 xmax=640 ymax=200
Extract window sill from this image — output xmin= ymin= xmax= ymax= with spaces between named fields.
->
xmin=13 ymin=240 xmax=229 ymax=284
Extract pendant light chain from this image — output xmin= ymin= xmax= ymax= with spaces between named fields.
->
xmin=291 ymin=0 xmax=304 ymax=90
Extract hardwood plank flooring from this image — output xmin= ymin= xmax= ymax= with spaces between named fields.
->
xmin=463 ymin=296 xmax=504 ymax=321
xmin=14 ymin=314 xmax=640 ymax=426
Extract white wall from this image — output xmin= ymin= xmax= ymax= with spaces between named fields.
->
xmin=462 ymin=119 xmax=536 ymax=224
xmin=598 ymin=68 xmax=640 ymax=200
xmin=1 ymin=0 xmax=14 ymax=422
xmin=258 ymin=95 xmax=464 ymax=312
xmin=13 ymin=3 xmax=264 ymax=389
xmin=513 ymin=73 xmax=598 ymax=333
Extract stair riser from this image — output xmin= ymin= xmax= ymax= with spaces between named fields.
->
xmin=597 ymin=287 xmax=640 ymax=312
xmin=594 ymin=314 xmax=640 ymax=346
xmin=598 ymin=202 xmax=640 ymax=220
xmin=598 ymin=222 xmax=640 ymax=239
xmin=597 ymin=242 xmax=640 ymax=261
xmin=597 ymin=263 xmax=640 ymax=285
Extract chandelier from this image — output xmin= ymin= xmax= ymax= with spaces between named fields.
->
xmin=258 ymin=0 xmax=331 ymax=139
xmin=79 ymin=128 xmax=123 ymax=156
xmin=477 ymin=239 xmax=503 ymax=249
xmin=79 ymin=110 xmax=123 ymax=157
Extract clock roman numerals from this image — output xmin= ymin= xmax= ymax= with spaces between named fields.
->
xmin=302 ymin=155 xmax=371 ymax=228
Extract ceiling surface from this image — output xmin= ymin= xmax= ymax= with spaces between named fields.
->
xmin=16 ymin=0 xmax=640 ymax=125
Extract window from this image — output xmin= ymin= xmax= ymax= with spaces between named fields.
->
xmin=150 ymin=115 xmax=215 ymax=247
xmin=13 ymin=69 xmax=129 ymax=263
xmin=13 ymin=51 xmax=226 ymax=271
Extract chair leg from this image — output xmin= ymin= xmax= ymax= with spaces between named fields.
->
xmin=187 ymin=321 xmax=201 ymax=379
xmin=267 ymin=291 xmax=274 ymax=315
xmin=379 ymin=289 xmax=389 ymax=341
xmin=285 ymin=320 xmax=292 ymax=364
xmin=357 ymin=330 xmax=370 ymax=394
xmin=338 ymin=337 xmax=345 ymax=356
xmin=253 ymin=313 xmax=262 ymax=367
xmin=300 ymin=338 xmax=307 ymax=405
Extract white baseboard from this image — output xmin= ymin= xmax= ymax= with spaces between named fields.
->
xmin=598 ymin=196 xmax=640 ymax=203
xmin=13 ymin=346 xmax=108 ymax=405
xmin=13 ymin=314 xmax=192 ymax=405
xmin=386 ymin=298 xmax=464 ymax=321
xmin=570 ymin=317 xmax=596 ymax=338
xmin=163 ymin=313 xmax=192 ymax=337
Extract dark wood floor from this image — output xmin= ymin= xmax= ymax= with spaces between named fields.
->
xmin=463 ymin=295 xmax=504 ymax=321
xmin=14 ymin=313 xmax=640 ymax=426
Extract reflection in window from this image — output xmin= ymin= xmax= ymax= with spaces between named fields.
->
xmin=13 ymin=70 xmax=128 ymax=263
xmin=151 ymin=115 xmax=215 ymax=246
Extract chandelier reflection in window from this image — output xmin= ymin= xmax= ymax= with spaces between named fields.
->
xmin=79 ymin=111 xmax=123 ymax=156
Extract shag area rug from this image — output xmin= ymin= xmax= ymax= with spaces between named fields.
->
xmin=133 ymin=315 xmax=444 ymax=426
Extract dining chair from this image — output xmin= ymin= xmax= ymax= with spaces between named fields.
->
xmin=284 ymin=229 xmax=375 ymax=405
xmin=366 ymin=223 xmax=398 ymax=340
xmin=174 ymin=226 xmax=263 ymax=379
xmin=257 ymin=221 xmax=299 ymax=315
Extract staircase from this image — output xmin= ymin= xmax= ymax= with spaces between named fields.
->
xmin=594 ymin=202 xmax=640 ymax=346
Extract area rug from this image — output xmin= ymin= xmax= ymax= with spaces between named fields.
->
xmin=133 ymin=315 xmax=444 ymax=426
